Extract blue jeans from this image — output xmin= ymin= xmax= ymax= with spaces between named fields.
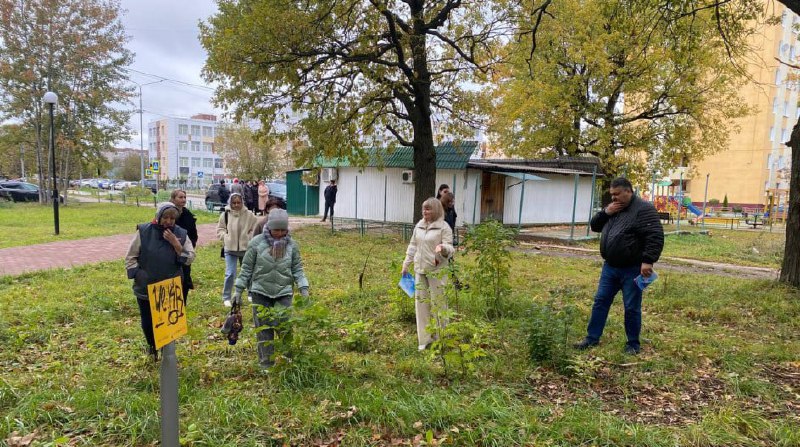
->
xmin=222 ymin=251 xmax=245 ymax=301
xmin=586 ymin=263 xmax=643 ymax=348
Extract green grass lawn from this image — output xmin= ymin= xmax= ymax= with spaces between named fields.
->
xmin=0 ymin=202 xmax=219 ymax=249
xmin=1 ymin=226 xmax=798 ymax=446
xmin=576 ymin=227 xmax=786 ymax=268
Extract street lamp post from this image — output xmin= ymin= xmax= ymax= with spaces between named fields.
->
xmin=43 ymin=91 xmax=59 ymax=235
xmin=134 ymin=80 xmax=164 ymax=187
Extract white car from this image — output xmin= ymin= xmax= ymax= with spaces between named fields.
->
xmin=114 ymin=181 xmax=136 ymax=190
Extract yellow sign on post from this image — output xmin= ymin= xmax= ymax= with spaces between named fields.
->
xmin=147 ymin=275 xmax=187 ymax=349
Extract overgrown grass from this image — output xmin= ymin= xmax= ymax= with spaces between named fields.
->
xmin=1 ymin=226 xmax=798 ymax=445
xmin=576 ymin=227 xmax=786 ymax=268
xmin=0 ymin=202 xmax=218 ymax=249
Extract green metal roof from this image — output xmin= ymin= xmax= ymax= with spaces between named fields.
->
xmin=319 ymin=141 xmax=478 ymax=170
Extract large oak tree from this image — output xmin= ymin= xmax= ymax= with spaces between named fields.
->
xmin=200 ymin=0 xmax=509 ymax=221
xmin=490 ymin=0 xmax=761 ymax=185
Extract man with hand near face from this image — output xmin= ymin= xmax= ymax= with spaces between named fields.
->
xmin=574 ymin=177 xmax=664 ymax=355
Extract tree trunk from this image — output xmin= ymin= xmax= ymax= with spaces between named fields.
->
xmin=409 ymin=4 xmax=436 ymax=223
xmin=413 ymin=128 xmax=437 ymax=223
xmin=780 ymin=122 xmax=800 ymax=287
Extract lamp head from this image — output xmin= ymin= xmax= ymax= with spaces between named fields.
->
xmin=42 ymin=91 xmax=58 ymax=104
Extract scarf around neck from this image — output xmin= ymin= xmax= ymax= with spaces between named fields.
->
xmin=263 ymin=232 xmax=290 ymax=259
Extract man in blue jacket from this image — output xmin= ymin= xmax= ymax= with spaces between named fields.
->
xmin=574 ymin=177 xmax=664 ymax=355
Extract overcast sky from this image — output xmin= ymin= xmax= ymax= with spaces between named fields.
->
xmin=119 ymin=0 xmax=221 ymax=148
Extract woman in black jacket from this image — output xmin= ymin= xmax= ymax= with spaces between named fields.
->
xmin=171 ymin=189 xmax=198 ymax=303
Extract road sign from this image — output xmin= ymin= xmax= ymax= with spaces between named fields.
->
xmin=146 ymin=168 xmax=152 ymax=176
xmin=152 ymin=161 xmax=160 ymax=173
xmin=148 ymin=275 xmax=187 ymax=350
xmin=196 ymin=171 xmax=204 ymax=178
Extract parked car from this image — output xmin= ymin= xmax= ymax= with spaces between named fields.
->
xmin=114 ymin=181 xmax=136 ymax=190
xmin=265 ymin=181 xmax=287 ymax=209
xmin=205 ymin=183 xmax=226 ymax=210
xmin=143 ymin=179 xmax=157 ymax=193
xmin=0 ymin=181 xmax=63 ymax=203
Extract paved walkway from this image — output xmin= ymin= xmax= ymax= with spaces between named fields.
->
xmin=0 ymin=217 xmax=324 ymax=277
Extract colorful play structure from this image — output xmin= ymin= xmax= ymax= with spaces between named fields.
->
xmin=652 ymin=195 xmax=705 ymax=219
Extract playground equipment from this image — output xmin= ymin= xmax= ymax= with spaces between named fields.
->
xmin=764 ymin=188 xmax=789 ymax=223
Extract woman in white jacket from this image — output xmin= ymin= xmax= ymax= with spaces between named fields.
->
xmin=217 ymin=193 xmax=258 ymax=307
xmin=401 ymin=197 xmax=454 ymax=350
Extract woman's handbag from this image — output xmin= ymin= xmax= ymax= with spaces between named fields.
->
xmin=220 ymin=303 xmax=243 ymax=345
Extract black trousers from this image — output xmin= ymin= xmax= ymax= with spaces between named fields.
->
xmin=137 ymin=297 xmax=156 ymax=349
xmin=323 ymin=201 xmax=334 ymax=220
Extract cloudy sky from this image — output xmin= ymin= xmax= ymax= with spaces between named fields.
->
xmin=119 ymin=0 xmax=221 ymax=148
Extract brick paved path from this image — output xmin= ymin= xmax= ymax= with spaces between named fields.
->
xmin=0 ymin=224 xmax=219 ymax=277
xmin=0 ymin=216 xmax=323 ymax=277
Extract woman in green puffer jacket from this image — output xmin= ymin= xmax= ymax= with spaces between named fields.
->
xmin=232 ymin=209 xmax=309 ymax=369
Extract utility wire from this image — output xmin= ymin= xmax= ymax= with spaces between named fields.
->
xmin=124 ymin=67 xmax=215 ymax=92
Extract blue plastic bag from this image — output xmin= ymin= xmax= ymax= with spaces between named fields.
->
xmin=634 ymin=271 xmax=658 ymax=290
xmin=398 ymin=272 xmax=415 ymax=298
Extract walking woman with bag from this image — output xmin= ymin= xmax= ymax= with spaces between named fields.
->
xmin=231 ymin=209 xmax=310 ymax=369
xmin=401 ymin=198 xmax=454 ymax=351
xmin=217 ymin=192 xmax=258 ymax=307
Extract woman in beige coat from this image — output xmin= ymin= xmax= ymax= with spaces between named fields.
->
xmin=217 ymin=193 xmax=258 ymax=306
xmin=401 ymin=197 xmax=454 ymax=350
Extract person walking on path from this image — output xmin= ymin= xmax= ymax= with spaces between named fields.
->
xmin=125 ymin=203 xmax=196 ymax=361
xmin=232 ymin=209 xmax=310 ymax=369
xmin=217 ymin=193 xmax=259 ymax=307
xmin=230 ymin=178 xmax=244 ymax=196
xmin=244 ymin=180 xmax=257 ymax=212
xmin=257 ymin=180 xmax=270 ymax=216
xmin=574 ymin=177 xmax=664 ymax=355
xmin=171 ymin=189 xmax=198 ymax=304
xmin=401 ymin=198 xmax=454 ymax=351
xmin=321 ymin=179 xmax=337 ymax=222
xmin=218 ymin=180 xmax=230 ymax=208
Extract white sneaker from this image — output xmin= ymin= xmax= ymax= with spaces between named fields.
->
xmin=223 ymin=300 xmax=232 ymax=308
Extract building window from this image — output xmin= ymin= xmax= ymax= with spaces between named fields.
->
xmin=776 ymin=68 xmax=783 ymax=85
xmin=202 ymin=126 xmax=213 ymax=137
xmin=180 ymin=157 xmax=189 ymax=167
xmin=214 ymin=158 xmax=223 ymax=169
xmin=768 ymin=154 xmax=773 ymax=166
xmin=773 ymin=97 xmax=780 ymax=113
xmin=178 ymin=124 xmax=188 ymax=135
xmin=191 ymin=157 xmax=201 ymax=168
xmin=784 ymin=101 xmax=790 ymax=117
xmin=779 ymin=155 xmax=786 ymax=168
xmin=191 ymin=125 xmax=201 ymax=137
xmin=770 ymin=126 xmax=775 ymax=142
xmin=179 ymin=141 xmax=188 ymax=152
xmin=202 ymin=142 xmax=212 ymax=152
xmin=191 ymin=141 xmax=200 ymax=152
xmin=203 ymin=158 xmax=213 ymax=168
xmin=782 ymin=128 xmax=789 ymax=141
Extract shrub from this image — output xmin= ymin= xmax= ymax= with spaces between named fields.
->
xmin=462 ymin=220 xmax=517 ymax=318
xmin=525 ymin=301 xmax=577 ymax=372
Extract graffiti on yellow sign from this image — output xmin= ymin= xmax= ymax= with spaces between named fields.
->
xmin=147 ymin=275 xmax=187 ymax=349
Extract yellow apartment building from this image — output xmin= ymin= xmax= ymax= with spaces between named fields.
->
xmin=686 ymin=4 xmax=796 ymax=208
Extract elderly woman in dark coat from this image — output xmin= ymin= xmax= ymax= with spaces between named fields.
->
xmin=125 ymin=203 xmax=196 ymax=361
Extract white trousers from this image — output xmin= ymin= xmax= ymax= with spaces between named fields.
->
xmin=415 ymin=272 xmax=448 ymax=346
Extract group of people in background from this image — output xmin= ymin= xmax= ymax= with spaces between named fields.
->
xmin=217 ymin=178 xmax=274 ymax=216
xmin=125 ymin=176 xmax=660 ymax=369
xmin=126 ymin=187 xmax=308 ymax=368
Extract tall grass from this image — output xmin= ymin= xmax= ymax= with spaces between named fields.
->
xmin=0 ymin=226 xmax=798 ymax=445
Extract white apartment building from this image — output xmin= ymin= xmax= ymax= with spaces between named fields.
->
xmin=147 ymin=113 xmax=227 ymax=186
